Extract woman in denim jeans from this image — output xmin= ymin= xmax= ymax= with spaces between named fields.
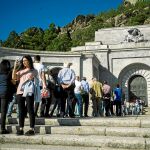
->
xmin=74 ymin=76 xmax=83 ymax=117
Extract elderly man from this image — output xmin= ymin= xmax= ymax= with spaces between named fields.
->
xmin=81 ymin=77 xmax=90 ymax=117
xmin=102 ymin=81 xmax=111 ymax=116
xmin=57 ymin=62 xmax=76 ymax=118
xmin=90 ymin=78 xmax=103 ymax=117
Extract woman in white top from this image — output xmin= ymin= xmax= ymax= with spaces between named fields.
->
xmin=74 ymin=76 xmax=83 ymax=117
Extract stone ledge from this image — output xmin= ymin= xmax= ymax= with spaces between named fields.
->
xmin=5 ymin=125 xmax=150 ymax=137
xmin=0 ymin=134 xmax=147 ymax=149
xmin=0 ymin=143 xmax=141 ymax=150
xmin=2 ymin=116 xmax=150 ymax=127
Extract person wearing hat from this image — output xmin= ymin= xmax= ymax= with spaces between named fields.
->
xmin=57 ymin=62 xmax=76 ymax=118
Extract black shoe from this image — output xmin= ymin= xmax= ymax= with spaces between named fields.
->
xmin=25 ymin=130 xmax=35 ymax=136
xmin=56 ymin=114 xmax=60 ymax=117
xmin=49 ymin=113 xmax=53 ymax=117
xmin=64 ymin=114 xmax=68 ymax=117
xmin=45 ymin=114 xmax=52 ymax=118
xmin=35 ymin=114 xmax=39 ymax=118
xmin=69 ymin=115 xmax=75 ymax=118
xmin=105 ymin=113 xmax=111 ymax=117
xmin=93 ymin=115 xmax=98 ymax=117
xmin=84 ymin=115 xmax=89 ymax=117
xmin=16 ymin=130 xmax=24 ymax=136
xmin=40 ymin=114 xmax=45 ymax=118
xmin=1 ymin=129 xmax=10 ymax=134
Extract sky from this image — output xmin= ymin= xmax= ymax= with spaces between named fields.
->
xmin=0 ymin=0 xmax=123 ymax=41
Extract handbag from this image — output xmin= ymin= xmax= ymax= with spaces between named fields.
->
xmin=41 ymin=89 xmax=50 ymax=98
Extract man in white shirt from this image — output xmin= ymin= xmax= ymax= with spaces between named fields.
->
xmin=81 ymin=77 xmax=90 ymax=117
xmin=57 ymin=62 xmax=76 ymax=118
xmin=33 ymin=55 xmax=46 ymax=117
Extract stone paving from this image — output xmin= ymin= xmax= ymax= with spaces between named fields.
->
xmin=1 ymin=114 xmax=150 ymax=149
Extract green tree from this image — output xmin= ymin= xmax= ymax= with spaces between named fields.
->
xmin=47 ymin=33 xmax=72 ymax=51
xmin=128 ymin=13 xmax=147 ymax=25
xmin=43 ymin=23 xmax=59 ymax=47
xmin=2 ymin=31 xmax=20 ymax=48
xmin=0 ymin=40 xmax=2 ymax=46
xmin=20 ymin=27 xmax=44 ymax=50
xmin=71 ymin=26 xmax=95 ymax=47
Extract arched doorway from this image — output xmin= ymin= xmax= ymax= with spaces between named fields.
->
xmin=129 ymin=75 xmax=147 ymax=105
xmin=118 ymin=63 xmax=150 ymax=107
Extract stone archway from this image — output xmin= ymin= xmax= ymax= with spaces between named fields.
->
xmin=129 ymin=75 xmax=147 ymax=105
xmin=118 ymin=63 xmax=150 ymax=106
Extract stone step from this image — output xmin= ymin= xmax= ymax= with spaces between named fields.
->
xmin=50 ymin=126 xmax=150 ymax=138
xmin=0 ymin=143 xmax=139 ymax=150
xmin=144 ymin=107 xmax=150 ymax=115
xmin=6 ymin=125 xmax=52 ymax=134
xmin=0 ymin=143 xmax=140 ymax=150
xmin=0 ymin=134 xmax=149 ymax=149
xmin=5 ymin=125 xmax=150 ymax=138
xmin=4 ymin=116 xmax=150 ymax=128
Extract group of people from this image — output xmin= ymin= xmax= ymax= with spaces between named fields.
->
xmin=90 ymin=78 xmax=123 ymax=117
xmin=0 ymin=54 xmax=124 ymax=136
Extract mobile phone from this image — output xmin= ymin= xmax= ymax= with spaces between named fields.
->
xmin=16 ymin=56 xmax=22 ymax=62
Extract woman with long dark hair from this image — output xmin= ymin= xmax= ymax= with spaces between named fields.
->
xmin=0 ymin=59 xmax=12 ymax=134
xmin=12 ymin=55 xmax=38 ymax=136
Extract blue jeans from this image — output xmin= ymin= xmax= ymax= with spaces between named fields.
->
xmin=99 ymin=100 xmax=104 ymax=116
xmin=7 ymin=95 xmax=19 ymax=117
xmin=75 ymin=93 xmax=83 ymax=116
xmin=74 ymin=103 xmax=79 ymax=116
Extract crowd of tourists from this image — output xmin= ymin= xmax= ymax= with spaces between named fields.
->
xmin=0 ymin=55 xmax=144 ymax=135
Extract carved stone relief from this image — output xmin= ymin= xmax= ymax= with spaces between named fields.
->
xmin=124 ymin=28 xmax=145 ymax=43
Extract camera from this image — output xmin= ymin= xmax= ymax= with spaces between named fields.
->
xmin=16 ymin=56 xmax=22 ymax=62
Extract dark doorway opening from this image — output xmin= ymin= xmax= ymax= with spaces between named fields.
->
xmin=129 ymin=75 xmax=147 ymax=106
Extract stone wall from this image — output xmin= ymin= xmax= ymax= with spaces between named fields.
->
xmin=95 ymin=25 xmax=150 ymax=44
xmin=124 ymin=0 xmax=143 ymax=5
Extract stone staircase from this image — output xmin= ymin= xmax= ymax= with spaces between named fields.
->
xmin=144 ymin=107 xmax=150 ymax=115
xmin=1 ymin=115 xmax=150 ymax=150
